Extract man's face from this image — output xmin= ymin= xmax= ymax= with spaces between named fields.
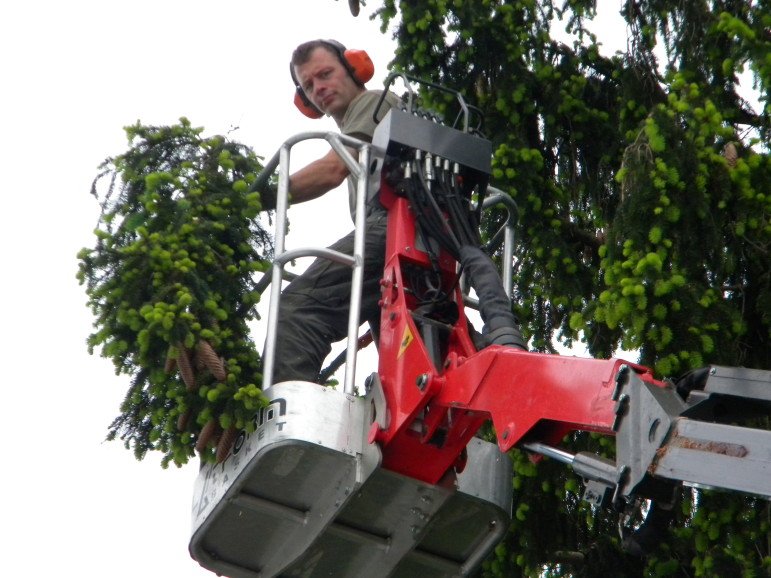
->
xmin=294 ymin=47 xmax=364 ymax=122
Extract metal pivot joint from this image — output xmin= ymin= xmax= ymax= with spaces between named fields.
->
xmin=613 ymin=365 xmax=771 ymax=502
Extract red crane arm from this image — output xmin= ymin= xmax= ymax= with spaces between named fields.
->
xmin=370 ymin=189 xmax=662 ymax=484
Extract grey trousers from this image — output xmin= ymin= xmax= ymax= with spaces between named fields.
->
xmin=271 ymin=210 xmax=388 ymax=384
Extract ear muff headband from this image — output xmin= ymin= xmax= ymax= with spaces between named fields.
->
xmin=291 ymin=40 xmax=374 ymax=118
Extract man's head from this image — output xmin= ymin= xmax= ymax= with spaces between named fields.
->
xmin=290 ymin=40 xmax=373 ymax=122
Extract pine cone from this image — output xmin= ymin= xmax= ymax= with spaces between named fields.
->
xmin=177 ymin=346 xmax=197 ymax=390
xmin=196 ymin=339 xmax=227 ymax=382
xmin=163 ymin=347 xmax=177 ymax=373
xmin=724 ymin=142 xmax=738 ymax=168
xmin=195 ymin=420 xmax=221 ymax=454
xmin=216 ymin=426 xmax=239 ymax=463
xmin=176 ymin=409 xmax=192 ymax=432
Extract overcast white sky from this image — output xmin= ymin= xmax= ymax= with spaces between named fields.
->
xmin=1 ymin=2 xmax=397 ymax=576
xmin=0 ymin=2 xmax=635 ymax=577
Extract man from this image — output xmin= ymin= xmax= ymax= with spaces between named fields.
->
xmin=270 ymin=39 xmax=402 ymax=384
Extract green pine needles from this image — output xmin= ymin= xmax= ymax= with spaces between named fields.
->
xmin=376 ymin=0 xmax=771 ymax=574
xmin=78 ymin=118 xmax=273 ymax=467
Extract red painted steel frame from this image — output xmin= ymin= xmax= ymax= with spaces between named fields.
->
xmin=372 ymin=186 xmax=661 ymax=485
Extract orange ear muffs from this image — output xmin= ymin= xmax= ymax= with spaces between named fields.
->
xmin=293 ymin=90 xmax=324 ymax=119
xmin=343 ymin=48 xmax=374 ymax=84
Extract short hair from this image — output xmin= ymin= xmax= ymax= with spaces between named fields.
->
xmin=291 ymin=40 xmax=345 ymax=68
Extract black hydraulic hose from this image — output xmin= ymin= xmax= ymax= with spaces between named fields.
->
xmin=448 ymin=193 xmax=477 ymax=248
xmin=436 ymin=173 xmax=465 ymax=245
xmin=404 ymin=161 xmax=524 ymax=344
xmin=404 ymin=174 xmax=444 ymax=251
xmin=414 ymin=162 xmax=461 ymax=255
xmin=459 ymin=245 xmax=527 ymax=350
xmin=401 ymin=175 xmax=446 ymax=283
xmin=410 ymin=158 xmax=443 ymax=240
xmin=445 ymin=171 xmax=478 ymax=247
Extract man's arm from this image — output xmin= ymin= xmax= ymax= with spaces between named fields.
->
xmin=288 ymin=148 xmax=351 ymax=204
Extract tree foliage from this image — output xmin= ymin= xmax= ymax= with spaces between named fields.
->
xmin=78 ymin=118 xmax=272 ymax=467
xmin=374 ymin=0 xmax=770 ymax=575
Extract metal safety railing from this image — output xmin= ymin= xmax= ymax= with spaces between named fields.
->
xmin=252 ymin=133 xmax=519 ymax=392
xmin=463 ymin=186 xmax=519 ymax=309
xmin=483 ymin=186 xmax=519 ymax=298
xmin=254 ymin=132 xmax=373 ymax=395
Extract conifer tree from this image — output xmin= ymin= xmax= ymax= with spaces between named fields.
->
xmin=374 ymin=1 xmax=770 ymax=575
xmin=78 ymin=119 xmax=272 ymax=467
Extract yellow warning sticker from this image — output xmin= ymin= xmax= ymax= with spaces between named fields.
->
xmin=398 ymin=325 xmax=414 ymax=358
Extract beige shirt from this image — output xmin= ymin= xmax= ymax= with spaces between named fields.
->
xmin=338 ymin=90 xmax=403 ymax=219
